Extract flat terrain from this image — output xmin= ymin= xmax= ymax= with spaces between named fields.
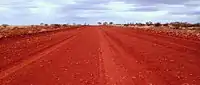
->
xmin=0 ymin=26 xmax=200 ymax=85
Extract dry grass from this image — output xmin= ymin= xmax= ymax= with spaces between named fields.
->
xmin=0 ymin=25 xmax=78 ymax=39
xmin=128 ymin=26 xmax=200 ymax=40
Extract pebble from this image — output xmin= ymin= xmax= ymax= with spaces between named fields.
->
xmin=0 ymin=35 xmax=3 ymax=38
xmin=182 ymin=83 xmax=189 ymax=85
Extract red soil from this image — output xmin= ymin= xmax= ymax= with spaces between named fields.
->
xmin=0 ymin=26 xmax=200 ymax=85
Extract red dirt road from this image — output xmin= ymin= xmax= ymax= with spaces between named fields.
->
xmin=0 ymin=26 xmax=200 ymax=85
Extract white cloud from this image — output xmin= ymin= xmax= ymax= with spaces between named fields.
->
xmin=0 ymin=0 xmax=199 ymax=25
xmin=102 ymin=1 xmax=134 ymax=11
xmin=29 ymin=1 xmax=59 ymax=16
xmin=184 ymin=0 xmax=200 ymax=5
xmin=0 ymin=7 xmax=9 ymax=12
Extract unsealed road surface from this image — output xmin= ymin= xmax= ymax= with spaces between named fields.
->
xmin=0 ymin=26 xmax=200 ymax=85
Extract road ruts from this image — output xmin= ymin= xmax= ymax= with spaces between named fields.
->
xmin=100 ymin=26 xmax=200 ymax=85
xmin=0 ymin=26 xmax=200 ymax=85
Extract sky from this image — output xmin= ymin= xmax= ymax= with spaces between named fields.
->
xmin=0 ymin=0 xmax=200 ymax=25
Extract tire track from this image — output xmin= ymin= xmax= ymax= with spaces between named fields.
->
xmin=98 ymin=28 xmax=135 ymax=85
xmin=102 ymin=27 xmax=200 ymax=85
xmin=0 ymin=30 xmax=80 ymax=80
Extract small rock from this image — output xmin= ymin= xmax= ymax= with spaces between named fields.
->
xmin=40 ymin=29 xmax=47 ymax=32
xmin=132 ymin=76 xmax=136 ymax=79
xmin=149 ymin=83 xmax=153 ymax=85
xmin=39 ymin=64 xmax=44 ymax=67
xmin=0 ymin=35 xmax=3 ymax=38
xmin=64 ymin=68 xmax=68 ymax=71
xmin=28 ymin=31 xmax=33 ymax=34
xmin=196 ymin=33 xmax=200 ymax=36
xmin=170 ymin=60 xmax=175 ymax=62
xmin=182 ymin=83 xmax=189 ymax=85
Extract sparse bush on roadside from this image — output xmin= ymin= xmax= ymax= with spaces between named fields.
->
xmin=167 ymin=22 xmax=200 ymax=29
xmin=2 ymin=24 xmax=9 ymax=28
xmin=146 ymin=22 xmax=153 ymax=26
xmin=44 ymin=24 xmax=48 ymax=26
xmin=109 ymin=22 xmax=114 ymax=25
xmin=97 ymin=22 xmax=102 ymax=25
xmin=136 ymin=23 xmax=145 ymax=26
xmin=0 ymin=24 xmax=80 ymax=39
xmin=124 ymin=24 xmax=129 ymax=26
xmin=154 ymin=22 xmax=162 ymax=27
xmin=163 ymin=23 xmax=169 ymax=26
xmin=168 ymin=22 xmax=180 ymax=29
xmin=103 ymin=22 xmax=108 ymax=25
xmin=63 ymin=24 xmax=68 ymax=27
xmin=125 ymin=21 xmax=200 ymax=30
xmin=40 ymin=23 xmax=44 ymax=26
xmin=194 ymin=23 xmax=200 ymax=27
xmin=73 ymin=23 xmax=76 ymax=25
xmin=51 ymin=24 xmax=61 ymax=28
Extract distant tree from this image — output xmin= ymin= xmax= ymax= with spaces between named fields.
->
xmin=84 ymin=23 xmax=87 ymax=26
xmin=194 ymin=23 xmax=200 ymax=27
xmin=2 ymin=24 xmax=9 ymax=28
xmin=63 ymin=24 xmax=68 ymax=27
xmin=163 ymin=23 xmax=169 ymax=26
xmin=73 ymin=23 xmax=76 ymax=25
xmin=136 ymin=23 xmax=143 ymax=26
xmin=154 ymin=22 xmax=162 ymax=27
xmin=103 ymin=22 xmax=108 ymax=25
xmin=146 ymin=21 xmax=153 ymax=26
xmin=44 ymin=24 xmax=48 ymax=26
xmin=97 ymin=22 xmax=102 ymax=25
xmin=31 ymin=25 xmax=34 ymax=28
xmin=40 ymin=23 xmax=44 ymax=26
xmin=171 ymin=22 xmax=181 ymax=29
xmin=124 ymin=24 xmax=129 ymax=26
xmin=51 ymin=24 xmax=61 ymax=28
xmin=109 ymin=22 xmax=114 ymax=25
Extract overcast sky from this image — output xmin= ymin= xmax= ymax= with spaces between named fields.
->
xmin=0 ymin=0 xmax=200 ymax=25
